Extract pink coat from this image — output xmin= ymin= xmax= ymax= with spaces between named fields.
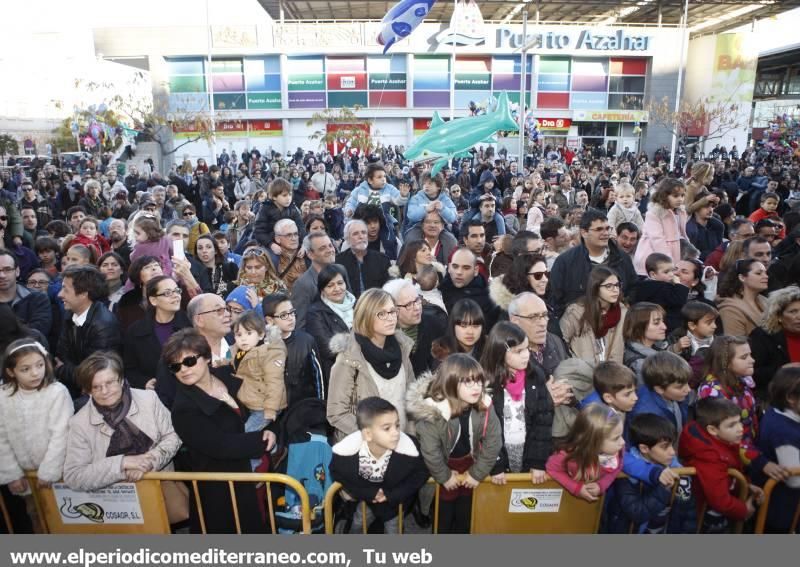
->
xmin=633 ymin=202 xmax=688 ymax=275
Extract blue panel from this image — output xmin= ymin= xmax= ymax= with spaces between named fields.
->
xmin=537 ymin=74 xmax=570 ymax=92
xmin=168 ymin=93 xmax=209 ymax=113
xmin=167 ymin=58 xmax=204 ymax=75
xmin=413 ymin=73 xmax=450 ymax=90
xmin=571 ymin=92 xmax=608 ymax=110
xmin=493 ymin=55 xmax=533 ymax=74
xmin=246 ymin=74 xmax=281 ymax=92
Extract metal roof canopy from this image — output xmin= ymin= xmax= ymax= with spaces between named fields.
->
xmin=257 ymin=0 xmax=800 ymax=36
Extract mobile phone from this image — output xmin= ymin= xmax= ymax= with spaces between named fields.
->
xmin=173 ymin=239 xmax=185 ymax=261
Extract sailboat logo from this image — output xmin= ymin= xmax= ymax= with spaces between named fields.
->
xmin=435 ymin=0 xmax=486 ymax=46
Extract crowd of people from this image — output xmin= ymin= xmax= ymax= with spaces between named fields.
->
xmin=0 ymin=138 xmax=799 ymax=534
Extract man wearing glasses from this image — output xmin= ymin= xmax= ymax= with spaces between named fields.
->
xmin=0 ymin=250 xmax=52 ymax=339
xmin=187 ymin=293 xmax=233 ymax=368
xmin=549 ymin=208 xmax=637 ymax=318
xmin=383 ymin=278 xmax=445 ymax=376
xmin=268 ymin=219 xmax=309 ymax=291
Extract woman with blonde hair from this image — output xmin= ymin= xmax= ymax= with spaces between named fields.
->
xmin=749 ymin=285 xmax=800 ymax=395
xmin=326 ymin=288 xmax=414 ymax=441
xmin=686 ymin=161 xmax=714 ymax=207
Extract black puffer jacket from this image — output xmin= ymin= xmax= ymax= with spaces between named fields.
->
xmin=490 ymin=361 xmax=554 ymax=474
xmin=56 ymin=301 xmax=122 ymax=398
xmin=306 ymin=299 xmax=350 ymax=383
xmin=283 ymin=330 xmax=325 ymax=405
xmin=439 ymin=273 xmax=500 ymax=328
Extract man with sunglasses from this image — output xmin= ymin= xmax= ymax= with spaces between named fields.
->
xmin=549 ymin=208 xmax=637 ymax=319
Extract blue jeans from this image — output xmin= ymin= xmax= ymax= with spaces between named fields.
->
xmin=244 ymin=412 xmax=271 ymax=471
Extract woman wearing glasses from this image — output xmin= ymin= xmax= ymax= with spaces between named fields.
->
xmin=63 ymin=352 xmax=185 ymax=526
xmin=327 ymin=288 xmax=414 ymax=442
xmin=166 ymin=328 xmax=272 ymax=533
xmin=306 ymin=265 xmax=356 ymax=385
xmin=560 ymin=266 xmax=627 ymax=364
xmin=123 ymin=275 xmax=192 ymax=395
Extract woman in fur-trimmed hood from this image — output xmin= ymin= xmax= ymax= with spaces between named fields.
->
xmin=326 ymin=289 xmax=415 ymax=442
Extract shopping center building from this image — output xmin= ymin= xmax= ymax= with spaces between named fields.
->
xmin=4 ymin=1 xmax=798 ymax=164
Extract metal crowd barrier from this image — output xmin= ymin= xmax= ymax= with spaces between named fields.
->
xmin=754 ymin=467 xmax=800 ymax=534
xmin=0 ymin=472 xmax=311 ymax=535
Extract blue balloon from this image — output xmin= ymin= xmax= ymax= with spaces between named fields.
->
xmin=377 ymin=0 xmax=437 ymax=53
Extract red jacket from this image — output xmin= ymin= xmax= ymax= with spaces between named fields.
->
xmin=678 ymin=421 xmax=748 ymax=521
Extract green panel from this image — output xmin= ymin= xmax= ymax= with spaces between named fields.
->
xmin=369 ymin=73 xmax=407 ymax=90
xmin=169 ymin=76 xmax=205 ymax=93
xmin=247 ymin=93 xmax=282 ymax=109
xmin=455 ymin=74 xmax=491 ymax=90
xmin=327 ymin=91 xmax=368 ymax=108
xmin=211 ymin=59 xmax=243 ymax=73
xmin=415 ymin=55 xmax=450 ymax=72
xmin=539 ymin=57 xmax=571 ymax=74
xmin=213 ymin=93 xmax=246 ymax=110
xmin=504 ymin=91 xmax=532 ymax=106
xmin=288 ymin=74 xmax=325 ymax=91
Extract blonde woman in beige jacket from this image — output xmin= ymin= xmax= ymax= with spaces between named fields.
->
xmin=326 ymin=289 xmax=415 ymax=442
xmin=559 ymin=265 xmax=628 ymax=364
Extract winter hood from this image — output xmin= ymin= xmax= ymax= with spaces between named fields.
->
xmin=332 ymin=430 xmax=418 ymax=457
xmin=478 ymin=169 xmax=497 ymax=187
xmin=488 ymin=275 xmax=515 ymax=311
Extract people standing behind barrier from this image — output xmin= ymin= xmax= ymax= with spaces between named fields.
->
xmin=0 ymin=339 xmax=73 ymax=532
xmin=560 ymin=266 xmax=627 ymax=365
xmin=63 ymin=352 xmax=185 ymax=523
xmin=481 ymin=322 xmax=554 ymax=485
xmin=406 ymin=354 xmax=502 ymax=534
xmin=165 ymin=328 xmax=272 ymax=534
xmin=546 ymin=404 xmax=625 ymax=502
xmin=330 ymin=398 xmax=429 ymax=534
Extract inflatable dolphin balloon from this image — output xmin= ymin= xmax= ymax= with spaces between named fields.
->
xmin=378 ymin=0 xmax=437 ymax=53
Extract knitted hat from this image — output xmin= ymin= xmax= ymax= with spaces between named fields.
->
xmin=226 ymin=286 xmax=256 ymax=310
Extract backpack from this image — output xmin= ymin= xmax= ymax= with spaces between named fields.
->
xmin=271 ymin=399 xmax=332 ymax=533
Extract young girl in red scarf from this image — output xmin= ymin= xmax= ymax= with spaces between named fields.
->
xmin=480 ymin=322 xmax=555 ymax=485
xmin=560 ymin=265 xmax=628 ymax=364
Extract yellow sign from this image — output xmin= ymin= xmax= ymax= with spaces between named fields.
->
xmin=710 ymin=33 xmax=757 ymax=104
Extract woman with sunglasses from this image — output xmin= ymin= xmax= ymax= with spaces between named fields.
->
xmin=327 ymin=288 xmax=414 ymax=442
xmin=560 ymin=266 xmax=627 ymax=364
xmin=165 ymin=328 xmax=272 ymax=533
xmin=123 ymin=275 xmax=192 ymax=395
xmin=490 ymin=253 xmax=555 ymax=323
xmin=306 ymin=264 xmax=356 ymax=385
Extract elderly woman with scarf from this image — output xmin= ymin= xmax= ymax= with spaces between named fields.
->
xmin=306 ymin=264 xmax=356 ymax=386
xmin=63 ymin=351 xmax=185 ymax=524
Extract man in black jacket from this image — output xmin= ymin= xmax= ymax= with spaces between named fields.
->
xmin=56 ymin=266 xmax=121 ymax=398
xmin=383 ymin=278 xmax=444 ymax=377
xmin=0 ymin=250 xmax=52 ymax=338
xmin=548 ymin=208 xmax=637 ymax=318
xmin=335 ymin=220 xmax=390 ymax=298
xmin=439 ymin=248 xmax=500 ymax=327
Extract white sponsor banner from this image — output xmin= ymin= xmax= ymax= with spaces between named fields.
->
xmin=53 ymin=483 xmax=144 ymax=524
xmin=508 ymin=488 xmax=563 ymax=513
